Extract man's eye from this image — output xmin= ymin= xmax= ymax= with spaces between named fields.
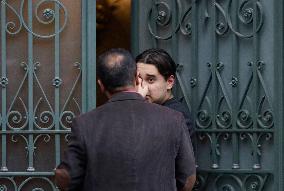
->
xmin=148 ymin=78 xmax=155 ymax=83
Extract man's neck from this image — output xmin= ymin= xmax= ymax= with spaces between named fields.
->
xmin=106 ymin=86 xmax=136 ymax=98
xmin=161 ymin=92 xmax=174 ymax=104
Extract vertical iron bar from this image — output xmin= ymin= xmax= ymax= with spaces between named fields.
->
xmin=171 ymin=0 xmax=177 ymax=61
xmin=131 ymin=0 xmax=140 ymax=56
xmin=151 ymin=0 xmax=157 ymax=48
xmin=274 ymin=0 xmax=283 ymax=189
xmin=211 ymin=0 xmax=217 ymax=130
xmin=81 ymin=0 xmax=87 ymax=113
xmin=54 ymin=2 xmax=60 ymax=166
xmin=27 ymin=0 xmax=34 ymax=171
xmin=252 ymin=0 xmax=260 ymax=169
xmin=210 ymin=0 xmax=218 ymax=168
xmin=170 ymin=0 xmax=179 ymax=97
xmin=86 ymin=0 xmax=96 ymax=111
xmin=231 ymin=0 xmax=240 ymax=169
xmin=1 ymin=1 xmax=8 ymax=172
xmin=191 ymin=0 xmax=199 ymax=154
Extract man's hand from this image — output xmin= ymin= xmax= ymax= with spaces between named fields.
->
xmin=137 ymin=74 xmax=149 ymax=98
xmin=55 ymin=168 xmax=70 ymax=191
xmin=180 ymin=175 xmax=196 ymax=191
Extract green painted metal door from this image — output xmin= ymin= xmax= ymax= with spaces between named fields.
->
xmin=132 ymin=0 xmax=283 ymax=190
xmin=0 ymin=0 xmax=96 ymax=190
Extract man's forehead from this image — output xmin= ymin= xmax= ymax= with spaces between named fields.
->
xmin=137 ymin=62 xmax=159 ymax=74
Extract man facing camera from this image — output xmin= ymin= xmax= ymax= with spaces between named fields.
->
xmin=136 ymin=48 xmax=194 ymax=137
xmin=55 ymin=48 xmax=196 ymax=191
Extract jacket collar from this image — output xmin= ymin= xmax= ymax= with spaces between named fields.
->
xmin=108 ymin=92 xmax=145 ymax=102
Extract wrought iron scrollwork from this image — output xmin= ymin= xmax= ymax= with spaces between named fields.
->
xmin=0 ymin=177 xmax=17 ymax=191
xmin=198 ymin=133 xmax=221 ymax=169
xmin=216 ymin=0 xmax=264 ymax=38
xmin=33 ymin=134 xmax=51 ymax=155
xmin=213 ymin=173 xmax=268 ymax=190
xmin=0 ymin=176 xmax=56 ymax=191
xmin=196 ymin=109 xmax=212 ymax=129
xmin=7 ymin=97 xmax=28 ymax=130
xmin=60 ymin=62 xmax=82 ymax=130
xmin=240 ymin=132 xmax=273 ymax=169
xmin=257 ymin=97 xmax=273 ymax=129
xmin=243 ymin=174 xmax=268 ymax=191
xmin=147 ymin=0 xmax=264 ymax=40
xmin=18 ymin=177 xmax=56 ymax=191
xmin=214 ymin=174 xmax=243 ymax=191
xmin=215 ymin=2 xmax=229 ymax=36
xmin=180 ymin=6 xmax=192 ymax=36
xmin=33 ymin=63 xmax=55 ymax=130
xmin=1 ymin=0 xmax=68 ymax=38
xmin=216 ymin=97 xmax=232 ymax=129
xmin=147 ymin=1 xmax=182 ymax=40
xmin=196 ymin=64 xmax=212 ymax=129
xmin=7 ymin=63 xmax=28 ymax=130
xmin=237 ymin=109 xmax=253 ymax=129
xmin=237 ymin=61 xmax=274 ymax=130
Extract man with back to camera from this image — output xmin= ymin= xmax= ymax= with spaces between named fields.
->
xmin=136 ymin=48 xmax=195 ymax=138
xmin=55 ymin=48 xmax=196 ymax=191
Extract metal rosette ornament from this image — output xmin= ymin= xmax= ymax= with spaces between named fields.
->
xmin=147 ymin=1 xmax=182 ymax=40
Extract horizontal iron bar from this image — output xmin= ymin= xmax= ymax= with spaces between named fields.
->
xmin=0 ymin=130 xmax=71 ymax=134
xmin=0 ymin=171 xmax=55 ymax=176
xmin=196 ymin=129 xmax=274 ymax=133
xmin=197 ymin=169 xmax=273 ymax=174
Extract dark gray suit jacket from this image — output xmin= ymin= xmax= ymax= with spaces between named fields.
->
xmin=57 ymin=92 xmax=195 ymax=191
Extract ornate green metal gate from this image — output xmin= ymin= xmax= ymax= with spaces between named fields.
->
xmin=0 ymin=0 xmax=96 ymax=190
xmin=133 ymin=0 xmax=283 ymax=190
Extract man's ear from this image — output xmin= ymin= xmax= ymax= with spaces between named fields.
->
xmin=166 ymin=75 xmax=175 ymax=90
xmin=97 ymin=79 xmax=105 ymax=93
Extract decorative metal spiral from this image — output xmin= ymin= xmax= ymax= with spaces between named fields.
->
xmin=180 ymin=6 xmax=192 ymax=36
xmin=34 ymin=134 xmax=51 ymax=147
xmin=0 ymin=185 xmax=7 ymax=191
xmin=216 ymin=111 xmax=232 ymax=129
xmin=243 ymin=174 xmax=266 ymax=191
xmin=60 ymin=111 xmax=75 ymax=129
xmin=196 ymin=110 xmax=212 ymax=129
xmin=237 ymin=109 xmax=253 ymax=129
xmin=7 ymin=109 xmax=28 ymax=130
xmin=214 ymin=175 xmax=242 ymax=191
xmin=2 ymin=0 xmax=23 ymax=35
xmin=147 ymin=1 xmax=182 ymax=40
xmin=34 ymin=110 xmax=54 ymax=130
xmin=215 ymin=2 xmax=229 ymax=36
xmin=257 ymin=96 xmax=273 ymax=129
xmin=227 ymin=0 xmax=264 ymax=38
xmin=18 ymin=177 xmax=56 ymax=191
xmin=0 ymin=177 xmax=17 ymax=191
xmin=257 ymin=110 xmax=273 ymax=129
xmin=2 ymin=0 xmax=68 ymax=37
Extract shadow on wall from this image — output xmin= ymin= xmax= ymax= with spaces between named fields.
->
xmin=96 ymin=0 xmax=131 ymax=106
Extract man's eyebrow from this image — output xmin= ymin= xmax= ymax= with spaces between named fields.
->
xmin=145 ymin=74 xmax=156 ymax=78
